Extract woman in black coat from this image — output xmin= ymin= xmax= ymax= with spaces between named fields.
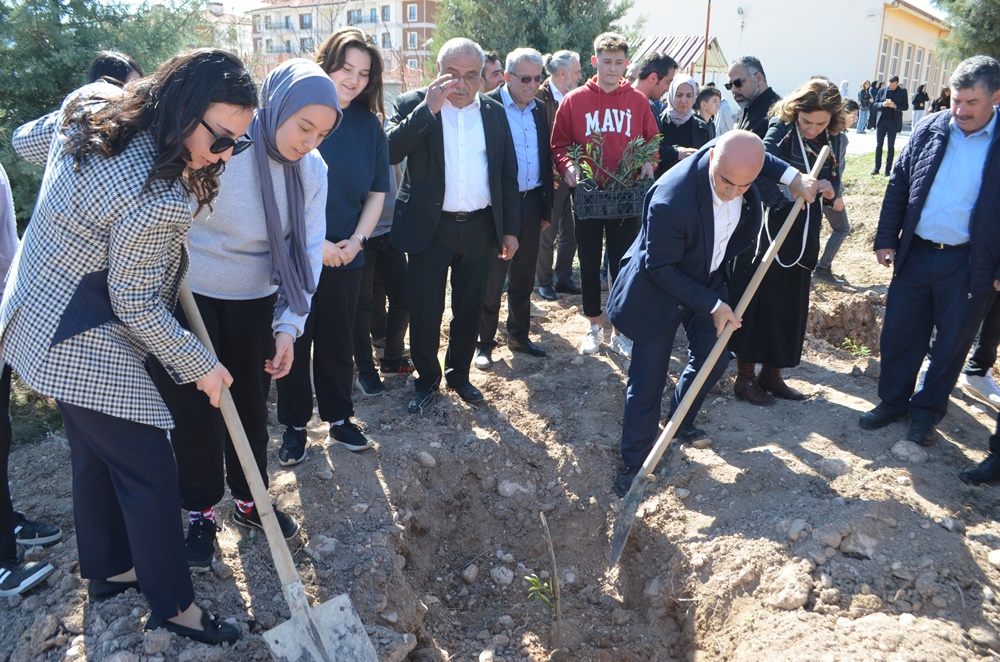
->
xmin=655 ymin=74 xmax=714 ymax=177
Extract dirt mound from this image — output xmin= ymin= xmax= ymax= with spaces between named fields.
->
xmin=807 ymin=288 xmax=884 ymax=356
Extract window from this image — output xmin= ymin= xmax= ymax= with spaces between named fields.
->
xmin=381 ymin=33 xmax=391 ymax=48
xmin=301 ymin=38 xmax=314 ymax=52
xmin=407 ymin=31 xmax=417 ymax=48
xmin=889 ymin=39 xmax=901 ymax=77
xmin=300 ymin=13 xmax=312 ymax=29
xmin=253 ymin=16 xmax=262 ymax=33
xmin=902 ymin=43 xmax=913 ymax=85
xmin=407 ymin=4 xmax=417 ymax=21
xmin=285 ymin=39 xmax=292 ymax=52
xmin=369 ymin=8 xmax=377 ymax=22
xmin=407 ymin=58 xmax=418 ymax=69
xmin=253 ymin=38 xmax=261 ymax=52
xmin=381 ymin=5 xmax=390 ymax=21
xmin=877 ymin=36 xmax=889 ymax=82
xmin=348 ymin=9 xmax=361 ymax=24
xmin=925 ymin=52 xmax=935 ymax=88
xmin=913 ymin=48 xmax=923 ymax=89
xmin=264 ymin=14 xmax=272 ymax=29
xmin=266 ymin=39 xmax=273 ymax=52
xmin=283 ymin=15 xmax=291 ymax=29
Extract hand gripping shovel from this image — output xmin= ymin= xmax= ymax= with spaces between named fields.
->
xmin=609 ymin=146 xmax=831 ymax=569
xmin=178 ymin=283 xmax=377 ymax=661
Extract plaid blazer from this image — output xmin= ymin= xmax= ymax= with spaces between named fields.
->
xmin=3 ymin=95 xmax=217 ymax=429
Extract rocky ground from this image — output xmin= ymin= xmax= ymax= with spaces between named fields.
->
xmin=5 ymin=153 xmax=1000 ymax=661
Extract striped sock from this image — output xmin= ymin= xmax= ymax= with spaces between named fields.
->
xmin=189 ymin=508 xmax=215 ymax=525
xmin=234 ymin=498 xmax=255 ymax=515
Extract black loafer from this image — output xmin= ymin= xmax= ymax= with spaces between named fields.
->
xmin=508 ymin=339 xmax=546 ymax=357
xmin=536 ymin=285 xmax=558 ymax=301
xmin=407 ymin=388 xmax=437 ymax=414
xmin=554 ymin=281 xmax=582 ymax=295
xmin=145 ymin=610 xmax=240 ymax=645
xmin=450 ymin=381 xmax=485 ymax=404
xmin=88 ymin=578 xmax=141 ymax=602
xmin=906 ymin=420 xmax=936 ymax=446
xmin=858 ymin=405 xmax=905 ymax=430
xmin=614 ymin=466 xmax=640 ymax=498
xmin=959 ymin=453 xmax=1000 ymax=485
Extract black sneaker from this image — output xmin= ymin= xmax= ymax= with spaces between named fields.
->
xmin=813 ymin=265 xmax=845 ymax=285
xmin=185 ymin=515 xmax=218 ymax=573
xmin=233 ymin=504 xmax=300 ymax=540
xmin=677 ymin=424 xmax=710 ymax=444
xmin=13 ymin=511 xmax=62 ymax=546
xmin=0 ymin=559 xmax=54 ymax=597
xmin=278 ymin=426 xmax=308 ymax=466
xmin=356 ymin=371 xmax=387 ymax=397
xmin=329 ymin=420 xmax=375 ymax=452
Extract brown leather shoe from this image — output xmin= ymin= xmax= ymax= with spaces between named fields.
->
xmin=758 ymin=365 xmax=806 ymax=401
xmin=734 ymin=361 xmax=775 ymax=405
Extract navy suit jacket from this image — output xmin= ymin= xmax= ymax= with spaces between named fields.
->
xmin=608 ymin=144 xmax=767 ymax=345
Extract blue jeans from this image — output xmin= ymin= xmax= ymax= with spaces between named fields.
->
xmin=857 ymin=109 xmax=869 ymax=132
xmin=818 ymin=206 xmax=850 ymax=270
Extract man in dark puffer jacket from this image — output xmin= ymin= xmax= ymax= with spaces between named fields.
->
xmin=859 ymin=55 xmax=1000 ymax=448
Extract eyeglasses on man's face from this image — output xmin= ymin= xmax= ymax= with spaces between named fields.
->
xmin=201 ymin=119 xmax=253 ymax=155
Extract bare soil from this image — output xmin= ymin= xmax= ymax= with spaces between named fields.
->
xmin=5 ymin=155 xmax=1000 ymax=661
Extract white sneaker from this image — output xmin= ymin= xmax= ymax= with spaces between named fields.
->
xmin=530 ymin=302 xmax=547 ymax=318
xmin=960 ymin=373 xmax=1000 ymax=408
xmin=581 ymin=323 xmax=604 ymax=355
xmin=608 ymin=333 xmax=633 ymax=359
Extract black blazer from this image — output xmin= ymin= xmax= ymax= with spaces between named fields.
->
xmin=874 ymin=85 xmax=909 ymax=132
xmin=386 ymin=88 xmax=520 ymax=254
xmin=487 ymin=86 xmax=554 ymax=218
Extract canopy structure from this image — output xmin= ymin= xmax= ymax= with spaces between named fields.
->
xmin=632 ymin=35 xmax=729 ymax=83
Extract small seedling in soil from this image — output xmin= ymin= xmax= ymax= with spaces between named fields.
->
xmin=525 ymin=573 xmax=554 ymax=612
xmin=843 ymin=337 xmax=871 ymax=358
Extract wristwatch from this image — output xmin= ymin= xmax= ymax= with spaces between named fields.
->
xmin=352 ymin=233 xmax=367 ymax=247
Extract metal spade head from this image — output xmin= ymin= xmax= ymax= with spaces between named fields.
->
xmin=262 ymin=593 xmax=378 ymax=662
xmin=609 ymin=472 xmax=650 ymax=569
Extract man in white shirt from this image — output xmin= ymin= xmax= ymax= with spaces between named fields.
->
xmin=387 ymin=38 xmax=520 ymax=414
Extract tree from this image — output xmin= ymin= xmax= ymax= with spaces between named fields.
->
xmin=431 ymin=0 xmax=636 ymax=78
xmin=0 ymin=0 xmax=211 ymax=226
xmin=932 ymin=0 xmax=1000 ymax=60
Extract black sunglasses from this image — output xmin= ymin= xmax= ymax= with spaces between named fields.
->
xmin=724 ymin=78 xmax=747 ymax=91
xmin=514 ymin=74 xmax=544 ymax=84
xmin=201 ymin=120 xmax=253 ymax=155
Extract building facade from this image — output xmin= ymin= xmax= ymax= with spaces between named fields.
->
xmin=247 ymin=0 xmax=437 ymax=92
xmin=627 ymin=0 xmax=952 ymax=126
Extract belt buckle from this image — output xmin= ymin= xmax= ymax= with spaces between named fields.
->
xmin=933 ymin=241 xmax=946 ymax=250
xmin=454 ymin=211 xmax=470 ymax=221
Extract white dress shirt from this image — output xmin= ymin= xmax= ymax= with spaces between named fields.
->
xmin=440 ymin=97 xmax=491 ymax=213
xmin=551 ymin=81 xmax=565 ymax=106
xmin=708 ymin=173 xmax=744 ymax=312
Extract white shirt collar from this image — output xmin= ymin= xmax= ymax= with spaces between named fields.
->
xmin=443 ymin=95 xmax=482 ymax=112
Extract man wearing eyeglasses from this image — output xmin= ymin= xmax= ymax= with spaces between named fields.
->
xmin=474 ymin=48 xmax=552 ymax=370
xmin=387 ymin=37 xmax=520 ymax=414
xmin=727 ymin=56 xmax=780 ymax=140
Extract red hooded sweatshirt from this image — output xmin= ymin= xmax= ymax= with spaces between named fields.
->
xmin=550 ymin=77 xmax=660 ymax=187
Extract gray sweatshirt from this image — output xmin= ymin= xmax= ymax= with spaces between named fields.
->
xmin=188 ymin=145 xmax=327 ymax=339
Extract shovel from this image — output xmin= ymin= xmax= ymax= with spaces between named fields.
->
xmin=609 ymin=145 xmax=831 ymax=569
xmin=178 ymin=283 xmax=377 ymax=661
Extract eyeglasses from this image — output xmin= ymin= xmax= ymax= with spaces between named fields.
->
xmin=513 ymin=74 xmax=544 ymax=84
xmin=724 ymin=77 xmax=746 ymax=91
xmin=201 ymin=120 xmax=253 ymax=155
xmin=453 ymin=73 xmax=484 ymax=85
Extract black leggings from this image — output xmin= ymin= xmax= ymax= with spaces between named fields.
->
xmin=574 ymin=215 xmax=638 ymax=318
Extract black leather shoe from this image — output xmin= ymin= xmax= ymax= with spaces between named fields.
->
xmin=450 ymin=381 xmax=485 ymax=404
xmin=407 ymin=388 xmax=437 ymax=414
xmin=536 ymin=285 xmax=558 ymax=301
xmin=614 ymin=466 xmax=639 ymax=498
xmin=508 ymin=338 xmax=546 ymax=357
xmin=88 ymin=578 xmax=141 ymax=602
xmin=870 ymin=169 xmax=880 ymax=176
xmin=677 ymin=423 xmax=709 ymax=444
xmin=145 ymin=610 xmax=240 ymax=645
xmin=906 ymin=420 xmax=936 ymax=446
xmin=554 ymin=280 xmax=582 ymax=295
xmin=858 ymin=405 xmax=905 ymax=430
xmin=959 ymin=453 xmax=1000 ymax=485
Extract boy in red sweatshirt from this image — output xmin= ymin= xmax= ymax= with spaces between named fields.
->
xmin=551 ymin=32 xmax=659 ymax=358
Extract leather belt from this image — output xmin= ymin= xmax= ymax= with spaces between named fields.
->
xmin=520 ymin=186 xmax=543 ymax=198
xmin=441 ymin=207 xmax=489 ymax=222
xmin=914 ymin=235 xmax=970 ymax=250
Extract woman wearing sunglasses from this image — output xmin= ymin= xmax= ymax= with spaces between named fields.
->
xmin=152 ymin=59 xmax=341 ymax=572
xmin=5 ymin=49 xmax=257 ymax=644
xmin=275 ymin=27 xmax=390 ymax=464
xmin=656 ymin=75 xmax=715 ymax=176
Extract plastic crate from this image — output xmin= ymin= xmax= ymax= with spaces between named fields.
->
xmin=572 ymin=179 xmax=652 ymax=220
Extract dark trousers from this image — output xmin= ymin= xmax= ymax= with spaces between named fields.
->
xmin=408 ymin=213 xmax=496 ymax=390
xmin=155 ymin=294 xmax=274 ymax=509
xmin=964 ymin=293 xmax=1000 ymax=376
xmin=278 ymin=266 xmax=362 ymax=426
xmin=353 ymin=234 xmax=409 ymax=375
xmin=0 ymin=365 xmax=14 ymax=562
xmin=874 ymin=122 xmax=898 ymax=174
xmin=621 ymin=289 xmax=728 ymax=468
xmin=536 ymin=182 xmax=577 ymax=288
xmin=370 ymin=276 xmax=387 ymax=341
xmin=58 ymin=401 xmax=194 ymax=620
xmin=575 ymin=215 xmax=638 ymax=319
xmin=878 ymin=242 xmax=995 ymax=424
xmin=479 ymin=188 xmax=545 ymax=348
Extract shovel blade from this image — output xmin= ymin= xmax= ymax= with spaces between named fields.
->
xmin=263 ymin=593 xmax=377 ymax=662
xmin=609 ymin=474 xmax=649 ymax=569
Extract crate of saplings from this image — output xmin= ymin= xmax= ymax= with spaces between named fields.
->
xmin=569 ymin=130 xmax=660 ymax=220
